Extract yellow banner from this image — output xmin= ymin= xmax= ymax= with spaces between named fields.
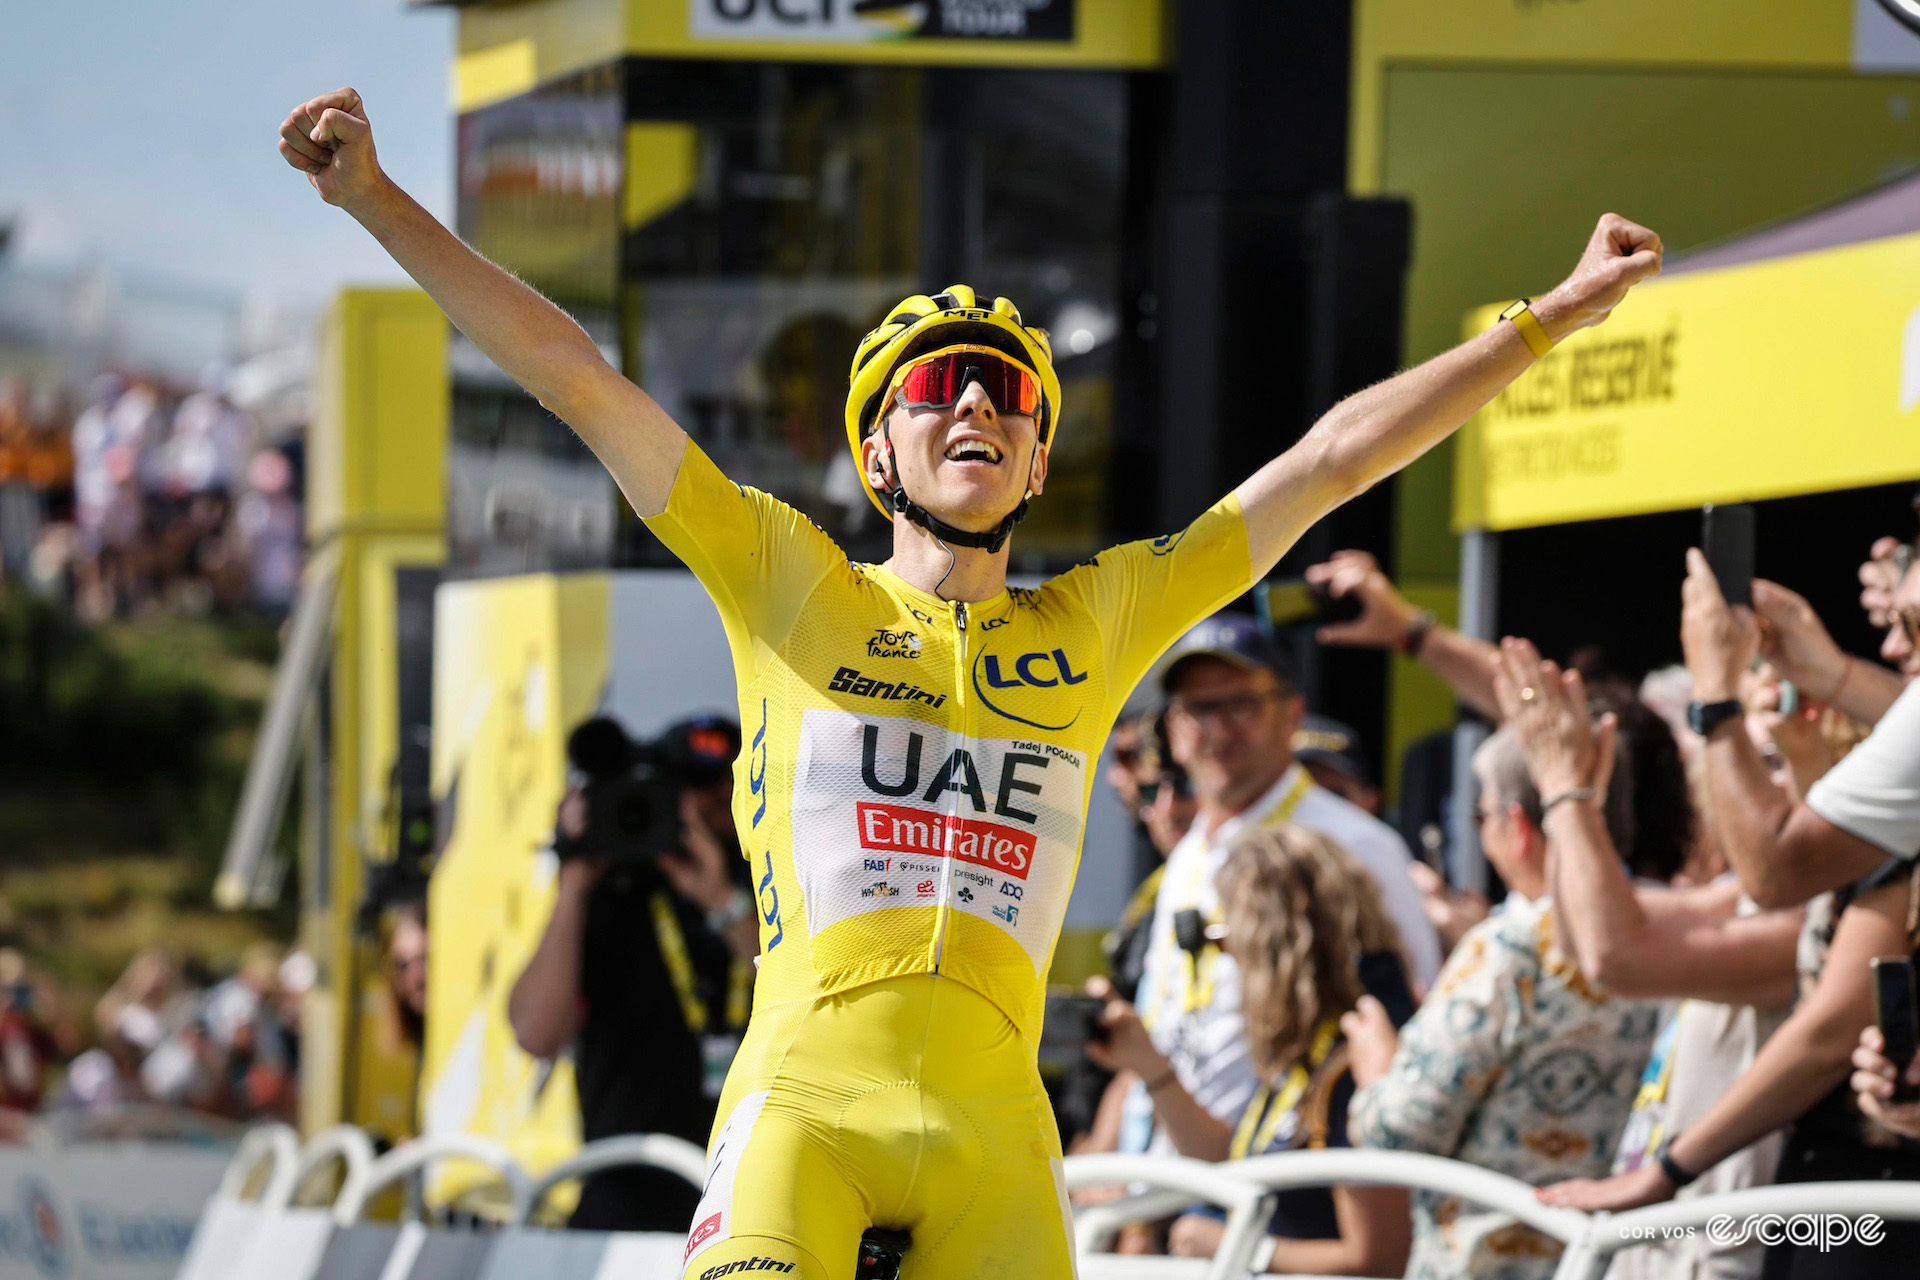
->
xmin=458 ymin=0 xmax=1163 ymax=113
xmin=1455 ymin=230 xmax=1920 ymax=531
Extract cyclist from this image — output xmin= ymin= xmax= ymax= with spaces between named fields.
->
xmin=279 ymin=86 xmax=1662 ymax=1278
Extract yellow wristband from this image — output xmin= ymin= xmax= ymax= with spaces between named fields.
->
xmin=1500 ymin=298 xmax=1555 ymax=359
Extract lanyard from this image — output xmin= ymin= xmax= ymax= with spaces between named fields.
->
xmin=1229 ymin=1019 xmax=1342 ymax=1160
xmin=650 ymin=892 xmax=753 ymax=1036
xmin=1169 ymin=770 xmax=1314 ymax=1015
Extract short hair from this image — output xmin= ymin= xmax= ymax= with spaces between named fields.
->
xmin=1474 ymin=725 xmax=1636 ymax=853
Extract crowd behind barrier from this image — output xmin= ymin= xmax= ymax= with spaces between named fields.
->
xmin=0 ymin=944 xmax=314 ymax=1144
xmin=163 ymin=1125 xmax=1920 ymax=1280
xmin=0 ymin=369 xmax=303 ymax=618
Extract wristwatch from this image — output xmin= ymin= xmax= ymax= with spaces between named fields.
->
xmin=1686 ymin=699 xmax=1743 ymax=737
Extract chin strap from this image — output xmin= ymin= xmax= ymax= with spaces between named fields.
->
xmin=878 ymin=418 xmax=1034 ymax=554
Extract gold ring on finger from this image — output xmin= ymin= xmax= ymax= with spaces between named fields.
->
xmin=1519 ymin=687 xmax=1538 ymax=703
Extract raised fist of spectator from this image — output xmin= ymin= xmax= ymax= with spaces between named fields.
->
xmin=1681 ymin=548 xmax=1760 ymax=704
xmin=1304 ymin=550 xmax=1419 ymax=650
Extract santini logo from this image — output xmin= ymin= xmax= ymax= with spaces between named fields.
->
xmin=829 ymin=666 xmax=946 ymax=709
xmin=700 ymin=1259 xmax=797 ymax=1278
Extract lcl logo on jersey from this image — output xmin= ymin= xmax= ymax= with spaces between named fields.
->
xmin=971 ymin=648 xmax=1090 ymax=731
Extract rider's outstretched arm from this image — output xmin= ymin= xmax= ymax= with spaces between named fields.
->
xmin=1236 ymin=214 xmax=1663 ymax=576
xmin=279 ymin=88 xmax=686 ymax=517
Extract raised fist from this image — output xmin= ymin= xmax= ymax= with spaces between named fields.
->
xmin=278 ymin=88 xmax=381 ymax=209
xmin=1546 ymin=213 xmax=1664 ymax=337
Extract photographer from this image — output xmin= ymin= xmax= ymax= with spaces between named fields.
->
xmin=508 ymin=715 xmax=757 ymax=1232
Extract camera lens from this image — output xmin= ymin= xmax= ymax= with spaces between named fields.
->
xmin=614 ymin=790 xmax=653 ymax=835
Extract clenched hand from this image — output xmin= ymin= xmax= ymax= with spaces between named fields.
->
xmin=278 ymin=87 xmax=384 ymax=211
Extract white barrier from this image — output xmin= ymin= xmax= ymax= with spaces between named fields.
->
xmin=1559 ymin=1180 xmax=1920 ymax=1280
xmin=1063 ymin=1154 xmax=1277 ymax=1280
xmin=515 ymin=1134 xmax=706 ymax=1226
xmin=160 ymin=1128 xmax=1920 ymax=1280
xmin=174 ymin=1125 xmax=299 ymax=1280
xmin=333 ymin=1135 xmax=530 ymax=1226
xmin=1064 ymin=1148 xmax=1920 ymax=1280
xmin=0 ymin=1125 xmax=231 ymax=1280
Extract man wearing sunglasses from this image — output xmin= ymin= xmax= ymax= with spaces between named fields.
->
xmin=280 ymin=84 xmax=1663 ymax=1279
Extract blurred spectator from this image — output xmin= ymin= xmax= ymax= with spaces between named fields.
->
xmin=1291 ymin=713 xmax=1382 ymax=817
xmin=1102 ymin=713 xmax=1195 ymax=1004
xmin=1090 ymin=828 xmax=1412 ymax=1276
xmin=1065 ymin=715 xmax=1197 ymax=1162
xmin=0 ymin=951 xmax=58 ymax=1135
xmin=0 ymin=379 xmax=38 ymax=582
xmin=1128 ymin=613 xmax=1438 ymax=1180
xmin=509 ymin=715 xmax=757 ymax=1232
xmin=1546 ymin=855 xmax=1920 ymax=1280
xmin=276 ymin=949 xmax=314 ymax=1076
xmin=94 ymin=948 xmax=184 ymax=1042
xmin=1345 ymin=724 xmax=1662 ymax=1280
xmin=13 ymin=366 xmax=291 ymax=617
xmin=167 ymin=363 xmax=253 ymax=499
xmin=1308 ymin=549 xmax=1699 ymax=888
xmin=63 ymin=1005 xmax=160 ymax=1111
xmin=201 ymin=943 xmax=295 ymax=1119
xmin=1495 ymin=640 xmax=1798 ymax=1280
xmin=235 ymin=448 xmax=303 ymax=610
xmin=384 ymin=904 xmax=428 ymax=1054
xmin=1682 ymin=546 xmax=1919 ymax=908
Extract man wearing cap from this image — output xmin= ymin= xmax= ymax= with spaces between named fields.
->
xmin=508 ymin=715 xmax=758 ymax=1233
xmin=1109 ymin=613 xmax=1438 ymax=1167
xmin=1294 ymin=712 xmax=1384 ymax=817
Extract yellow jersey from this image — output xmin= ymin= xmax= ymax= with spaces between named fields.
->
xmin=645 ymin=443 xmax=1252 ymax=1043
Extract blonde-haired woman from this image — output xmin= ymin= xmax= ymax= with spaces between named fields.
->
xmin=1091 ymin=825 xmax=1413 ymax=1276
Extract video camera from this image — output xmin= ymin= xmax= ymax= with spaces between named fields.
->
xmin=561 ymin=715 xmax=739 ymax=866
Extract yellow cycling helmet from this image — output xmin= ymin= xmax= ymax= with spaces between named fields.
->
xmin=843 ymin=285 xmax=1062 ymax=550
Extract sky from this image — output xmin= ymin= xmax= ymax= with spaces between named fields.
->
xmin=2 ymin=0 xmax=454 ymax=315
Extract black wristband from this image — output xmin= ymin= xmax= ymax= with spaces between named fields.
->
xmin=1401 ymin=609 xmax=1438 ymax=658
xmin=1656 ymin=1136 xmax=1699 ymax=1188
xmin=1686 ymin=699 xmax=1743 ymax=737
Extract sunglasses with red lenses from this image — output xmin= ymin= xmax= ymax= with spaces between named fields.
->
xmin=890 ymin=346 xmax=1042 ymax=418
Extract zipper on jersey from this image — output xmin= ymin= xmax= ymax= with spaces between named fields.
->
xmin=931 ymin=600 xmax=968 ymax=971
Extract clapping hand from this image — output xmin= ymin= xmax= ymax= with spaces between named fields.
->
xmin=1489 ymin=637 xmax=1617 ymax=799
